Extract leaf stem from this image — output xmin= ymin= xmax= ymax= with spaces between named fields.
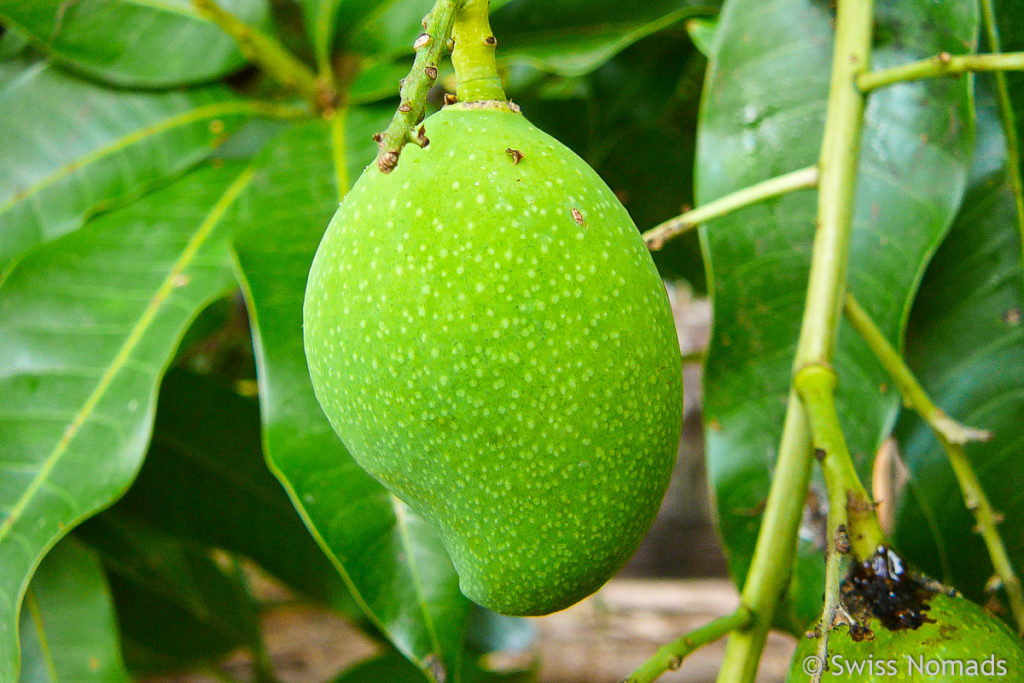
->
xmin=192 ymin=0 xmax=335 ymax=112
xmin=978 ymin=0 xmax=1024 ymax=296
xmin=715 ymin=0 xmax=874 ymax=680
xmin=843 ymin=294 xmax=1024 ymax=632
xmin=373 ymin=0 xmax=462 ymax=172
xmin=643 ymin=166 xmax=819 ymax=250
xmin=857 ymin=51 xmax=1024 ymax=92
xmin=843 ymin=295 xmax=992 ymax=445
xmin=624 ymin=607 xmax=753 ymax=683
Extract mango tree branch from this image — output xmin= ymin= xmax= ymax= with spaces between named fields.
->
xmin=979 ymin=0 xmax=1024 ymax=293
xmin=624 ymin=606 xmax=753 ymax=683
xmin=795 ymin=364 xmax=886 ymax=560
xmin=193 ymin=0 xmax=334 ymax=112
xmin=843 ymin=294 xmax=1024 ymax=632
xmin=716 ymin=1 xmax=874 ymax=680
xmin=374 ymin=0 xmax=462 ymax=172
xmin=794 ymin=364 xmax=882 ymax=682
xmin=643 ymin=166 xmax=819 ymax=250
xmin=857 ymin=51 xmax=1024 ymax=92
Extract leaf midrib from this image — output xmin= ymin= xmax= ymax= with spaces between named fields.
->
xmin=0 ymin=166 xmax=256 ymax=547
xmin=0 ymin=99 xmax=262 ymax=219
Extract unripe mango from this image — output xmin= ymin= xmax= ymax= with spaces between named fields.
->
xmin=303 ymin=103 xmax=682 ymax=615
xmin=789 ymin=590 xmax=1024 ymax=681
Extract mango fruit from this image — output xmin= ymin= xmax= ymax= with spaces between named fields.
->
xmin=789 ymin=576 xmax=1024 ymax=681
xmin=303 ymin=102 xmax=683 ymax=615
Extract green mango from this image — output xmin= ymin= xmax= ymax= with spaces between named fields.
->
xmin=303 ymin=103 xmax=683 ymax=616
xmin=788 ymin=591 xmax=1024 ymax=681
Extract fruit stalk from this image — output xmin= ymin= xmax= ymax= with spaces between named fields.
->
xmin=192 ymin=0 xmax=333 ymax=112
xmin=451 ymin=0 xmax=506 ymax=102
xmin=643 ymin=165 xmax=819 ymax=250
xmin=624 ymin=606 xmax=753 ymax=683
xmin=715 ymin=0 xmax=875 ymax=680
xmin=856 ymin=50 xmax=1024 ymax=91
xmin=373 ymin=0 xmax=463 ymax=172
xmin=794 ymin=363 xmax=886 ymax=680
xmin=844 ymin=293 xmax=1024 ymax=632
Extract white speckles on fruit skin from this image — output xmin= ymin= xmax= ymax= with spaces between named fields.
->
xmin=303 ymin=107 xmax=682 ymax=616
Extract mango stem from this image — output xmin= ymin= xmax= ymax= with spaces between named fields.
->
xmin=452 ymin=0 xmax=507 ymax=102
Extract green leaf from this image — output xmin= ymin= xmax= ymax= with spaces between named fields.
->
xmin=697 ymin=0 xmax=976 ymax=632
xmin=232 ymin=115 xmax=471 ymax=681
xmin=299 ymin=0 xmax=432 ymax=64
xmin=76 ymin=514 xmax=262 ymax=675
xmin=0 ymin=27 xmax=29 ymax=60
xmin=685 ymin=17 xmax=717 ymax=57
xmin=0 ymin=63 xmax=266 ymax=269
xmin=116 ymin=367 xmax=358 ymax=613
xmin=0 ymin=0 xmax=268 ymax=87
xmin=893 ymin=90 xmax=1024 ymax=606
xmin=0 ymin=162 xmax=256 ymax=680
xmin=335 ymin=650 xmax=537 ymax=683
xmin=18 ymin=537 xmax=130 ymax=683
xmin=350 ymin=59 xmax=410 ymax=104
xmin=492 ymin=0 xmax=717 ymax=77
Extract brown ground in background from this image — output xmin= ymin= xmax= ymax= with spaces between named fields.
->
xmin=146 ymin=579 xmax=796 ymax=683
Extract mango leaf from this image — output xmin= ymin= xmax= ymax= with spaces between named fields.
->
xmin=993 ymin=0 xmax=1024 ymax=172
xmin=697 ymin=0 xmax=976 ymax=632
xmin=893 ymin=91 xmax=1024 ymax=607
xmin=116 ymin=368 xmax=358 ymax=614
xmin=232 ymin=114 xmax=471 ymax=681
xmin=18 ymin=537 xmax=130 ymax=683
xmin=0 ymin=161 xmax=256 ymax=680
xmin=0 ymin=27 xmax=28 ymax=60
xmin=0 ymin=63 xmax=265 ymax=270
xmin=76 ymin=514 xmax=262 ymax=676
xmin=335 ymin=650 xmax=536 ymax=683
xmin=0 ymin=0 xmax=268 ymax=87
xmin=492 ymin=0 xmax=717 ymax=77
xmin=300 ymin=0 xmax=432 ymax=63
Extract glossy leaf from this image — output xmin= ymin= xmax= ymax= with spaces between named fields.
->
xmin=116 ymin=368 xmax=357 ymax=613
xmin=697 ymin=0 xmax=976 ymax=631
xmin=77 ymin=514 xmax=262 ymax=675
xmin=0 ymin=162 xmax=255 ymax=679
xmin=493 ymin=0 xmax=717 ymax=77
xmin=0 ymin=63 xmax=261 ymax=269
xmin=232 ymin=115 xmax=470 ymax=681
xmin=0 ymin=0 xmax=268 ymax=87
xmin=18 ymin=537 xmax=130 ymax=683
xmin=893 ymin=92 xmax=1024 ymax=606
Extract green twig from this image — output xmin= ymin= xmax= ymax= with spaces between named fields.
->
xmin=373 ymin=0 xmax=462 ymax=172
xmin=643 ymin=166 xmax=819 ymax=250
xmin=857 ymin=51 xmax=1024 ymax=91
xmin=795 ymin=365 xmax=886 ymax=561
xmin=624 ymin=607 xmax=753 ymax=683
xmin=843 ymin=294 xmax=1024 ymax=633
xmin=715 ymin=1 xmax=874 ymax=680
xmin=795 ymin=364 xmax=885 ymax=681
xmin=979 ymin=0 xmax=1024 ymax=295
xmin=193 ymin=0 xmax=334 ymax=112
